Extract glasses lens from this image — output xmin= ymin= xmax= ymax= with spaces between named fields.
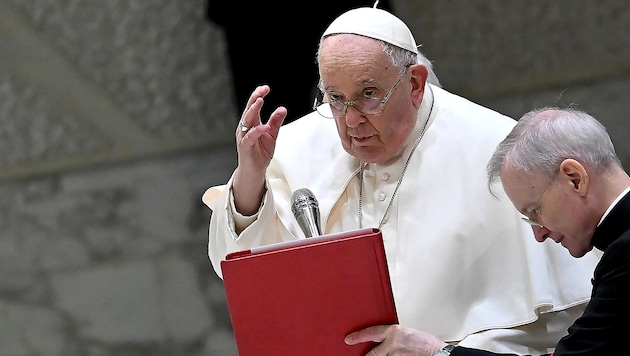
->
xmin=355 ymin=98 xmax=384 ymax=115
xmin=330 ymin=101 xmax=346 ymax=113
xmin=315 ymin=103 xmax=335 ymax=118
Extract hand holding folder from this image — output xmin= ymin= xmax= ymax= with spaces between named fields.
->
xmin=220 ymin=228 xmax=398 ymax=355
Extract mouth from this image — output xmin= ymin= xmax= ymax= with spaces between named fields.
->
xmin=352 ymin=135 xmax=375 ymax=145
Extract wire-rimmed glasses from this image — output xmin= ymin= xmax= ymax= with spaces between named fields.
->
xmin=313 ymin=68 xmax=408 ymax=119
xmin=521 ymin=175 xmax=557 ymax=227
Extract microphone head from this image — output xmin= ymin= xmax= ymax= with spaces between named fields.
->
xmin=291 ymin=188 xmax=319 ymax=215
xmin=291 ymin=188 xmax=322 ymax=237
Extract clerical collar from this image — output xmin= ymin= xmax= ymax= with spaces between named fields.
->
xmin=598 ymin=186 xmax=630 ymax=226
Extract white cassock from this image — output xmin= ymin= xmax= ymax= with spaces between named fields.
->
xmin=203 ymin=84 xmax=601 ymax=354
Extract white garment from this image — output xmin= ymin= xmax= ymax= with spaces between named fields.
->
xmin=203 ymin=84 xmax=601 ymax=354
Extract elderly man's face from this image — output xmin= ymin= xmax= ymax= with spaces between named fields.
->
xmin=500 ymin=165 xmax=595 ymax=258
xmin=318 ymin=34 xmax=422 ymax=164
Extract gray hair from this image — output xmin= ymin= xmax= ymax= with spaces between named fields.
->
xmin=315 ymin=36 xmax=442 ymax=92
xmin=487 ymin=107 xmax=622 ymax=193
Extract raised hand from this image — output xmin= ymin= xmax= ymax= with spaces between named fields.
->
xmin=232 ymin=85 xmax=287 ymax=216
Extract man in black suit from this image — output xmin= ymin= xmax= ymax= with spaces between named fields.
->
xmin=344 ymin=107 xmax=630 ymax=355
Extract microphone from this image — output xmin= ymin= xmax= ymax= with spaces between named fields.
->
xmin=291 ymin=188 xmax=322 ymax=238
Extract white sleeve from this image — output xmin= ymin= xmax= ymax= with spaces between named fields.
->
xmin=456 ymin=304 xmax=585 ymax=354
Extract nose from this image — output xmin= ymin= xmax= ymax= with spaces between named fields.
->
xmin=343 ymin=105 xmax=367 ymax=128
xmin=531 ymin=225 xmax=552 ymax=242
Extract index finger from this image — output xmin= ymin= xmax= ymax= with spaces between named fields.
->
xmin=245 ymin=85 xmax=271 ymax=110
xmin=267 ymin=106 xmax=287 ymax=138
xmin=344 ymin=325 xmax=391 ymax=345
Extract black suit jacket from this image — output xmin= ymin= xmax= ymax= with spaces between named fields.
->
xmin=451 ymin=192 xmax=630 ymax=355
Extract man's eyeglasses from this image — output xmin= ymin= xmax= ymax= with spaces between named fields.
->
xmin=312 ymin=68 xmax=408 ymax=119
xmin=521 ymin=175 xmax=556 ymax=228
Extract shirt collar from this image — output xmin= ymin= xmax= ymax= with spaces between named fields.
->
xmin=598 ymin=186 xmax=630 ymax=226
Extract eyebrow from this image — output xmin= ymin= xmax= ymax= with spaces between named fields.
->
xmin=322 ymin=78 xmax=378 ymax=94
xmin=358 ymin=78 xmax=375 ymax=86
xmin=523 ymin=202 xmax=537 ymax=214
xmin=516 ymin=201 xmax=536 ymax=217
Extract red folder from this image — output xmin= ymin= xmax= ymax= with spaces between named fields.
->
xmin=220 ymin=228 xmax=398 ymax=355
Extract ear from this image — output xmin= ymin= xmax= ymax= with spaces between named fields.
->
xmin=409 ymin=64 xmax=428 ymax=108
xmin=559 ymin=159 xmax=589 ymax=196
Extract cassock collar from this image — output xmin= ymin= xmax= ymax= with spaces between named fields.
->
xmin=592 ymin=190 xmax=630 ymax=251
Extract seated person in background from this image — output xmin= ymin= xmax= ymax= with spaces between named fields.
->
xmin=345 ymin=107 xmax=628 ymax=355
xmin=202 ymin=5 xmax=601 ymax=355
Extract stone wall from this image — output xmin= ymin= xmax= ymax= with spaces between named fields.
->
xmin=0 ymin=0 xmax=239 ymax=354
xmin=396 ymin=0 xmax=630 ymax=163
xmin=0 ymin=1 xmax=628 ymax=355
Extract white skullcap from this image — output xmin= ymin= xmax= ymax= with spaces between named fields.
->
xmin=322 ymin=6 xmax=418 ymax=55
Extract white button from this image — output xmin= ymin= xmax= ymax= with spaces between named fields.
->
xmin=378 ymin=192 xmax=387 ymax=201
xmin=381 ymin=173 xmax=390 ymax=181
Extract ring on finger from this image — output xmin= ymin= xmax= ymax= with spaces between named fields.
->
xmin=239 ymin=121 xmax=249 ymax=132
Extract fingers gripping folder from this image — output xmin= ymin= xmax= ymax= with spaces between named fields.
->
xmin=220 ymin=228 xmax=398 ymax=355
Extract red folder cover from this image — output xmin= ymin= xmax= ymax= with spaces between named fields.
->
xmin=220 ymin=228 xmax=398 ymax=356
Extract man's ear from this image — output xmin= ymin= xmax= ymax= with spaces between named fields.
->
xmin=560 ymin=159 xmax=589 ymax=196
xmin=409 ymin=64 xmax=428 ymax=108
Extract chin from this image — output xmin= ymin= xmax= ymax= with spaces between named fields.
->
xmin=353 ymin=149 xmax=386 ymax=164
xmin=569 ymin=245 xmax=593 ymax=258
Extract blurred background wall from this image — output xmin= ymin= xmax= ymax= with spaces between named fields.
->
xmin=0 ymin=1 xmax=628 ymax=355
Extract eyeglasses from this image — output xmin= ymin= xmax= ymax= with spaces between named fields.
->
xmin=521 ymin=176 xmax=556 ymax=227
xmin=312 ymin=68 xmax=408 ymax=119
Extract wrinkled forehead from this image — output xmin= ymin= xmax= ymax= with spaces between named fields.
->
xmin=318 ymin=35 xmax=397 ymax=88
xmin=319 ymin=33 xmax=388 ymax=64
